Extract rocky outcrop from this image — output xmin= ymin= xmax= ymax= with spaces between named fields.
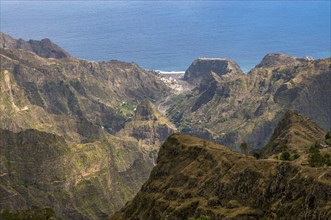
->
xmin=255 ymin=53 xmax=312 ymax=68
xmin=0 ymin=32 xmax=70 ymax=59
xmin=0 ymin=128 xmax=159 ymax=219
xmin=167 ymin=56 xmax=331 ymax=149
xmin=0 ymin=33 xmax=172 ymax=219
xmin=184 ymin=58 xmax=243 ymax=86
xmin=1 ymin=32 xmax=330 ymax=219
xmin=262 ymin=110 xmax=326 ymax=157
xmin=110 ymin=134 xmax=331 ymax=220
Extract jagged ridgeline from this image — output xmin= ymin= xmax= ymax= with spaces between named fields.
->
xmin=110 ymin=132 xmax=331 ymax=219
xmin=166 ymin=54 xmax=331 ymax=149
xmin=1 ymin=32 xmax=331 ymax=219
xmin=262 ymin=110 xmax=326 ymax=157
xmin=0 ymin=32 xmax=176 ymax=219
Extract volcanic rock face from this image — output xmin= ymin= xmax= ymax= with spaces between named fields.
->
xmin=0 ymin=33 xmax=175 ymax=219
xmin=0 ymin=32 xmax=70 ymax=59
xmin=255 ymin=53 xmax=312 ymax=68
xmin=1 ymin=32 xmax=330 ymax=219
xmin=167 ymin=54 xmax=331 ymax=150
xmin=110 ymin=133 xmax=331 ymax=220
xmin=183 ymin=58 xmax=243 ymax=86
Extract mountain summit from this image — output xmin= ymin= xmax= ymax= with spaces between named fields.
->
xmin=1 ymin=33 xmax=330 ymax=219
xmin=166 ymin=54 xmax=330 ymax=149
xmin=0 ymin=33 xmax=174 ymax=219
xmin=0 ymin=32 xmax=70 ymax=59
xmin=184 ymin=58 xmax=243 ymax=86
xmin=262 ymin=109 xmax=326 ymax=157
xmin=255 ymin=53 xmax=313 ymax=68
xmin=110 ymin=133 xmax=331 ymax=220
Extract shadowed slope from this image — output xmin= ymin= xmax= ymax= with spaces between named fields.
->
xmin=0 ymin=33 xmax=174 ymax=219
xmin=263 ymin=110 xmax=326 ymax=156
xmin=110 ymin=134 xmax=331 ymax=219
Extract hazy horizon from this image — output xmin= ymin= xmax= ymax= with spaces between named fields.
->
xmin=1 ymin=1 xmax=330 ymax=72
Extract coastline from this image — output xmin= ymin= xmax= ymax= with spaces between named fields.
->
xmin=155 ymin=70 xmax=185 ymax=74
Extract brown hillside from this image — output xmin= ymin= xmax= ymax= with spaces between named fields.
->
xmin=110 ymin=134 xmax=331 ymax=220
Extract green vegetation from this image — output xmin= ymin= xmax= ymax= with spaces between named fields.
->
xmin=308 ymin=145 xmax=331 ymax=167
xmin=280 ymin=151 xmax=291 ymax=161
xmin=3 ymin=33 xmax=331 ymax=220
xmin=115 ymin=102 xmax=137 ymax=119
xmin=110 ymin=134 xmax=331 ymax=220
xmin=325 ymin=131 xmax=331 ymax=139
xmin=324 ymin=153 xmax=331 ymax=166
xmin=326 ymin=131 xmax=331 ymax=145
xmin=275 ymin=145 xmax=289 ymax=154
xmin=252 ymin=152 xmax=261 ymax=159
xmin=240 ymin=142 xmax=248 ymax=155
xmin=308 ymin=150 xmax=324 ymax=167
xmin=279 ymin=151 xmax=300 ymax=161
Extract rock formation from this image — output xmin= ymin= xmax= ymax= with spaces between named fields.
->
xmin=167 ymin=54 xmax=331 ymax=150
xmin=0 ymin=32 xmax=70 ymax=59
xmin=262 ymin=109 xmax=326 ymax=157
xmin=255 ymin=53 xmax=312 ymax=68
xmin=183 ymin=58 xmax=243 ymax=86
xmin=1 ymin=32 xmax=330 ymax=219
xmin=0 ymin=33 xmax=175 ymax=219
xmin=110 ymin=132 xmax=331 ymax=219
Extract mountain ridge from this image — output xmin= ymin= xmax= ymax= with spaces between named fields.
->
xmin=0 ymin=32 xmax=70 ymax=59
xmin=255 ymin=53 xmax=313 ymax=68
xmin=166 ymin=55 xmax=331 ymax=150
xmin=262 ymin=109 xmax=326 ymax=157
xmin=110 ymin=132 xmax=331 ymax=219
xmin=1 ymin=33 xmax=330 ymax=219
xmin=0 ymin=33 xmax=175 ymax=219
xmin=184 ymin=58 xmax=243 ymax=86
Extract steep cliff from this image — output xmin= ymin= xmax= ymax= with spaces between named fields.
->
xmin=167 ymin=55 xmax=331 ymax=150
xmin=255 ymin=53 xmax=312 ymax=68
xmin=183 ymin=58 xmax=243 ymax=86
xmin=0 ymin=33 xmax=175 ymax=219
xmin=0 ymin=32 xmax=70 ymax=59
xmin=1 ymin=33 xmax=330 ymax=219
xmin=262 ymin=110 xmax=326 ymax=157
xmin=110 ymin=133 xmax=331 ymax=220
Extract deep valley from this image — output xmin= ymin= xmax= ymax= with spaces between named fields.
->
xmin=0 ymin=32 xmax=330 ymax=219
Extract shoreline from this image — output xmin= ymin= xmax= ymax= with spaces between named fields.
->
xmin=155 ymin=70 xmax=185 ymax=74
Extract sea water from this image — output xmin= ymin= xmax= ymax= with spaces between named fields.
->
xmin=1 ymin=1 xmax=330 ymax=72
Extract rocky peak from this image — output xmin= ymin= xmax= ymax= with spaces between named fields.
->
xmin=255 ymin=53 xmax=312 ymax=68
xmin=0 ymin=33 xmax=173 ymax=218
xmin=110 ymin=133 xmax=331 ymax=220
xmin=184 ymin=58 xmax=243 ymax=86
xmin=166 ymin=55 xmax=330 ymax=150
xmin=0 ymin=32 xmax=70 ymax=59
xmin=262 ymin=109 xmax=326 ymax=156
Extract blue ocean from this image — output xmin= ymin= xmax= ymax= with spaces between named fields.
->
xmin=1 ymin=1 xmax=330 ymax=72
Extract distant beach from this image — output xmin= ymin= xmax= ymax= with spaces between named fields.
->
xmin=155 ymin=70 xmax=186 ymax=75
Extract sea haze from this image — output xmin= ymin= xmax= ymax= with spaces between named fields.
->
xmin=1 ymin=1 xmax=330 ymax=72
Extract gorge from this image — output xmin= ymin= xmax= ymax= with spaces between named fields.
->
xmin=0 ymin=33 xmax=330 ymax=219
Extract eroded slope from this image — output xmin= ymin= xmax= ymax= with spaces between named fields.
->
xmin=166 ymin=55 xmax=331 ymax=149
xmin=110 ymin=134 xmax=331 ymax=220
xmin=0 ymin=33 xmax=175 ymax=219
